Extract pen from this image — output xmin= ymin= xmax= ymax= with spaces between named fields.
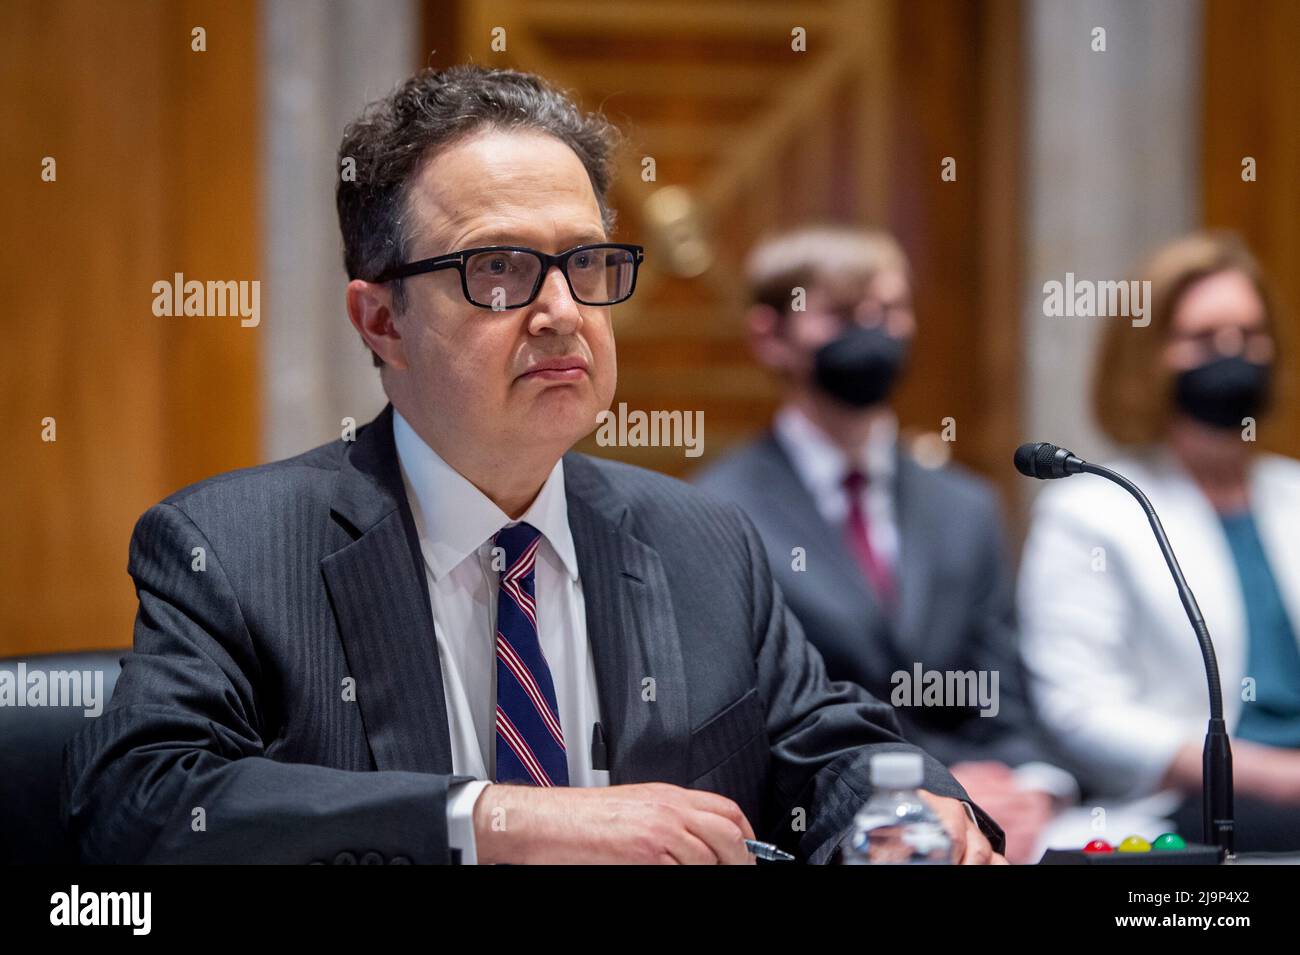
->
xmin=745 ymin=839 xmax=795 ymax=862
xmin=590 ymin=721 xmax=608 ymax=771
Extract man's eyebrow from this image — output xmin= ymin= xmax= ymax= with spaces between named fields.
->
xmin=459 ymin=231 xmax=609 ymax=249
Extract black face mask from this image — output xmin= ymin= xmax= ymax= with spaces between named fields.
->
xmin=1173 ymin=355 xmax=1272 ymax=429
xmin=811 ymin=324 xmax=908 ymax=408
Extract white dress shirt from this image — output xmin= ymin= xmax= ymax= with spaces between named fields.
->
xmin=773 ymin=403 xmax=900 ymax=571
xmin=392 ymin=410 xmax=607 ymax=864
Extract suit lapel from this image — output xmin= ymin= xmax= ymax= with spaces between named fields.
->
xmin=564 ymin=455 xmax=691 ymax=786
xmin=759 ymin=433 xmax=899 ymax=670
xmin=758 ymin=435 xmax=875 ymax=600
xmin=321 ymin=404 xmax=455 ymax=775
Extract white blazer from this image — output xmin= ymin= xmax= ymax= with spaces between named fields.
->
xmin=1017 ymin=447 xmax=1300 ymax=800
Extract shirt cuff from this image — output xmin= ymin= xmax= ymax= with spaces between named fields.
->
xmin=447 ymin=780 xmax=492 ymax=865
xmin=960 ymin=800 xmax=979 ymax=826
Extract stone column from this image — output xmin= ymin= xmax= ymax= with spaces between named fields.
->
xmin=260 ymin=0 xmax=418 ymax=458
xmin=1022 ymin=0 xmax=1203 ymax=464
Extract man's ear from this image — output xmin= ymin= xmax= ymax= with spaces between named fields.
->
xmin=346 ymin=279 xmax=407 ymax=370
xmin=746 ymin=303 xmax=792 ymax=372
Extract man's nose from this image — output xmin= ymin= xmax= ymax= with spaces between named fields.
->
xmin=528 ymin=266 xmax=584 ymax=335
xmin=850 ymin=300 xmax=887 ymax=329
xmin=1213 ymin=325 xmax=1246 ymax=357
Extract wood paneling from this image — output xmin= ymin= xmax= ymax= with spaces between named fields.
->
xmin=887 ymin=0 xmax=1023 ymax=499
xmin=0 ymin=0 xmax=259 ymax=655
xmin=1202 ymin=0 xmax=1300 ymax=459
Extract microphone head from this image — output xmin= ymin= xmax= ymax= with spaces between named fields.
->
xmin=1013 ymin=443 xmax=1043 ymax=478
xmin=1014 ymin=442 xmax=1082 ymax=479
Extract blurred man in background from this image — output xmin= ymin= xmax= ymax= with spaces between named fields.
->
xmin=1020 ymin=231 xmax=1300 ymax=851
xmin=695 ymin=225 xmax=1076 ymax=862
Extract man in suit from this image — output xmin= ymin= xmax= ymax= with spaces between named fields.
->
xmin=62 ymin=66 xmax=1005 ymax=864
xmin=694 ymin=226 xmax=1075 ymax=863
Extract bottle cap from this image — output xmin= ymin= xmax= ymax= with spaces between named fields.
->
xmin=870 ymin=751 xmax=924 ymax=789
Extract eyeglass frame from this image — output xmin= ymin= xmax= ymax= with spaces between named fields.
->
xmin=371 ymin=242 xmax=646 ymax=310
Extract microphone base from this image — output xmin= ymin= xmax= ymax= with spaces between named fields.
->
xmin=1039 ymin=845 xmax=1225 ymax=865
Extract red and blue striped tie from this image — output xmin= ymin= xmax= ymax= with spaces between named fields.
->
xmin=493 ymin=521 xmax=569 ymax=787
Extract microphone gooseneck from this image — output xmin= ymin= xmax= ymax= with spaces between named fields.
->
xmin=1014 ymin=442 xmax=1234 ymax=856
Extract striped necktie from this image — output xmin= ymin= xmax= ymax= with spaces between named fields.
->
xmin=493 ymin=521 xmax=569 ymax=787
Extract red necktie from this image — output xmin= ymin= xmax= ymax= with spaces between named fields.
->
xmin=842 ymin=470 xmax=896 ymax=609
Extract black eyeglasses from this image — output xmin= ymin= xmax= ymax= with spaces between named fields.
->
xmin=373 ymin=243 xmax=645 ymax=310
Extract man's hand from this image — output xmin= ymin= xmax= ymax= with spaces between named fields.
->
xmin=950 ymin=761 xmax=1055 ymax=864
xmin=471 ymin=782 xmax=758 ymax=864
xmin=918 ymin=789 xmax=1008 ymax=865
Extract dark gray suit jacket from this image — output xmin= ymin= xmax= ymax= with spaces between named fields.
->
xmin=694 ymin=431 xmax=1069 ymax=772
xmin=62 ymin=406 xmax=1003 ymax=863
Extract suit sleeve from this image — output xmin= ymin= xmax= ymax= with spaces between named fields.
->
xmin=737 ymin=508 xmax=1007 ymax=863
xmin=61 ymin=502 xmax=468 ymax=864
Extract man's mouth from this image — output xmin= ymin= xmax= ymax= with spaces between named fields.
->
xmin=518 ymin=356 xmax=590 ymax=382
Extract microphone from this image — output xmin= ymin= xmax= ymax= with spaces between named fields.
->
xmin=1013 ymin=441 xmax=1085 ymax=480
xmin=1013 ymin=442 xmax=1234 ymax=857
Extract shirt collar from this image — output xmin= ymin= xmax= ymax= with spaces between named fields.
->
xmin=391 ymin=409 xmax=580 ymax=583
xmin=773 ymin=403 xmax=898 ymax=498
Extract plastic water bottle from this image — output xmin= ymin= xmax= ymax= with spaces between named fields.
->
xmin=842 ymin=752 xmax=953 ymax=864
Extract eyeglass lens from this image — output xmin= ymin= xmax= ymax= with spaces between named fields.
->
xmin=464 ymin=246 xmax=636 ymax=308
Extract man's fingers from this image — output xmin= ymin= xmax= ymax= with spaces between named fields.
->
xmin=663 ymin=827 xmax=719 ymax=865
xmin=682 ymin=808 xmax=753 ymax=865
xmin=619 ymin=784 xmax=756 ymax=864
xmin=925 ymin=795 xmax=995 ymax=866
xmin=935 ymin=803 xmax=968 ymax=862
xmin=677 ymin=788 xmax=757 ymax=841
xmin=959 ymin=825 xmax=994 ymax=865
xmin=916 ymin=792 xmax=966 ymax=863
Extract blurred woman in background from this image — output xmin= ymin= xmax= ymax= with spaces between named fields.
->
xmin=1018 ymin=231 xmax=1300 ymax=851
